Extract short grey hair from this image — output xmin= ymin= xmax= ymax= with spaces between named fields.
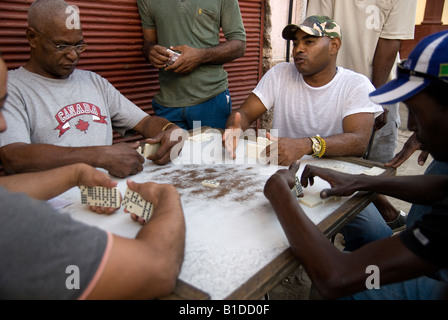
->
xmin=28 ymin=0 xmax=72 ymax=31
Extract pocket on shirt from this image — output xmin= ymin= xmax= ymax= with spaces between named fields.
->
xmin=192 ymin=7 xmax=220 ymax=45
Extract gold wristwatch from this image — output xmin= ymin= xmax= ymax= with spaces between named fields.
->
xmin=309 ymin=136 xmax=321 ymax=157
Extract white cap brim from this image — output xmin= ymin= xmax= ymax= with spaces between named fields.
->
xmin=369 ymin=76 xmax=427 ymax=105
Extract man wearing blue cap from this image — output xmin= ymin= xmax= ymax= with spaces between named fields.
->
xmin=264 ymin=31 xmax=448 ymax=299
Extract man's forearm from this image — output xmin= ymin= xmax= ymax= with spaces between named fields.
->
xmin=355 ymin=174 xmax=448 ymax=205
xmin=142 ymin=39 xmax=155 ymax=63
xmin=372 ymin=38 xmax=401 ymax=88
xmin=264 ymin=174 xmax=346 ymax=297
xmin=322 ymin=134 xmax=369 ymax=158
xmin=200 ymin=40 xmax=246 ymax=65
xmin=0 ymin=163 xmax=83 ymax=199
xmin=134 ymin=115 xmax=174 ymax=139
xmin=136 ymin=185 xmax=186 ymax=276
xmin=0 ymin=143 xmax=104 ymax=174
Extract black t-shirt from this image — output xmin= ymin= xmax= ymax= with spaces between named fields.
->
xmin=400 ymin=197 xmax=448 ymax=268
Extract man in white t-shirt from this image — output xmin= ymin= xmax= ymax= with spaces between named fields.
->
xmin=223 ymin=15 xmax=383 ymax=165
xmin=307 ymin=0 xmax=417 ymax=230
xmin=224 ymin=16 xmax=391 ymax=253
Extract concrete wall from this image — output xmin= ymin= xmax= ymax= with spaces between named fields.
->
xmin=259 ymin=0 xmax=306 ymax=129
xmin=264 ymin=0 xmax=307 ymax=68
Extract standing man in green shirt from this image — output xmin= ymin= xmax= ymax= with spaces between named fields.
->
xmin=137 ymin=0 xmax=247 ymax=130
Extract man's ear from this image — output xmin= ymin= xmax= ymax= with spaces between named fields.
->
xmin=26 ymin=28 xmax=38 ymax=49
xmin=330 ymin=37 xmax=341 ymax=55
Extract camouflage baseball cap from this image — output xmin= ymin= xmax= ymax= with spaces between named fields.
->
xmin=282 ymin=15 xmax=342 ymax=40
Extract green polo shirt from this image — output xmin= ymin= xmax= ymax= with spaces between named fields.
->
xmin=137 ymin=0 xmax=246 ymax=107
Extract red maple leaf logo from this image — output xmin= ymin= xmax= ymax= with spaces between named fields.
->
xmin=76 ymin=119 xmax=89 ymax=133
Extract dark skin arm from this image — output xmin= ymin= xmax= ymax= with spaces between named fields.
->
xmin=385 ymin=132 xmax=430 ymax=168
xmin=0 ymin=115 xmax=184 ymax=178
xmin=301 ymin=164 xmax=448 ymax=209
xmin=0 ymin=163 xmax=115 ymax=200
xmin=223 ymin=93 xmax=375 ymax=165
xmin=142 ymin=29 xmax=246 ymax=74
xmin=86 ymin=180 xmax=186 ymax=299
xmin=1 ymin=163 xmax=119 ymax=215
xmin=264 ymin=162 xmax=439 ymax=299
xmin=1 ymin=163 xmax=185 ymax=299
xmin=371 ymin=38 xmax=401 ymax=130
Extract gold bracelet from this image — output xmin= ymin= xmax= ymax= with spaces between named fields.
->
xmin=315 ymin=135 xmax=326 ymax=158
xmin=162 ymin=122 xmax=175 ymax=131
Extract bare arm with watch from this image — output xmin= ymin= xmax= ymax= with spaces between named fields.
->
xmin=224 ymin=92 xmax=375 ymax=165
xmin=225 ymin=16 xmax=378 ymax=165
xmin=264 ymin=112 xmax=375 ymax=166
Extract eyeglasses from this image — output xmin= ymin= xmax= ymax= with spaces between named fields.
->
xmin=33 ymin=28 xmax=87 ymax=54
xmin=398 ymin=60 xmax=448 ymax=85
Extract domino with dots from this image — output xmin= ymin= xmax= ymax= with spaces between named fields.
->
xmin=80 ymin=186 xmax=121 ymax=208
xmin=202 ymin=179 xmax=220 ymax=188
xmin=122 ymin=188 xmax=154 ymax=221
xmin=291 ymin=176 xmax=303 ymax=198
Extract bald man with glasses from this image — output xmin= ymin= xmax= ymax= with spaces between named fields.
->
xmin=0 ymin=0 xmax=184 ymax=183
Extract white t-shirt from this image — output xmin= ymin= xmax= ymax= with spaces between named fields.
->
xmin=253 ymin=62 xmax=383 ymax=138
xmin=0 ymin=67 xmax=148 ymax=147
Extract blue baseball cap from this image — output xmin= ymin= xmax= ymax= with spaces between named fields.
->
xmin=370 ymin=31 xmax=448 ymax=105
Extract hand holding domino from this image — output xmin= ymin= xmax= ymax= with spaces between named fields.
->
xmin=80 ymin=185 xmax=122 ymax=208
xmin=136 ymin=142 xmax=161 ymax=159
xmin=122 ymin=187 xmax=155 ymax=223
xmin=291 ymin=176 xmax=304 ymax=198
xmin=80 ymin=185 xmax=154 ymax=222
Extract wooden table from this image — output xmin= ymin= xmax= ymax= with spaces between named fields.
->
xmin=53 ymin=133 xmax=395 ymax=300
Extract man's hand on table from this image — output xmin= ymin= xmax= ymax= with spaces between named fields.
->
xmin=223 ymin=112 xmax=243 ymax=159
xmin=264 ymin=161 xmax=300 ymax=198
xmin=385 ymin=132 xmax=429 ymax=168
xmin=96 ymin=142 xmax=145 ymax=178
xmin=146 ymin=126 xmax=186 ymax=165
xmin=264 ymin=133 xmax=310 ymax=166
xmin=300 ymin=164 xmax=359 ymax=199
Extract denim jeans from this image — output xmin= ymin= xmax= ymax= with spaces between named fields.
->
xmin=341 ymin=203 xmax=393 ymax=252
xmin=152 ymin=89 xmax=232 ymax=130
xmin=341 ymin=275 xmax=447 ymax=300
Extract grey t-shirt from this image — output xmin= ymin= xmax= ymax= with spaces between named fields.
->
xmin=0 ymin=67 xmax=148 ymax=147
xmin=0 ymin=187 xmax=110 ymax=299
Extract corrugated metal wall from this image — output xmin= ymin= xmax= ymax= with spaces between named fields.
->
xmin=0 ymin=0 xmax=264 ymax=143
